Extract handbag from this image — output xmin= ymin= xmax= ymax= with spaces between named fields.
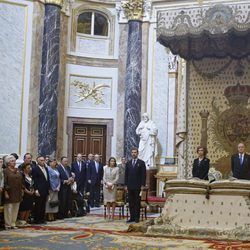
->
xmin=49 ymin=200 xmax=59 ymax=208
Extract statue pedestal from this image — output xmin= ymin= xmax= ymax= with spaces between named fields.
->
xmin=146 ymin=168 xmax=157 ymax=196
xmin=147 ymin=179 xmax=250 ymax=240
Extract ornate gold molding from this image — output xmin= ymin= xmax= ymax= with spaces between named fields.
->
xmin=71 ymin=80 xmax=110 ymax=105
xmin=45 ymin=0 xmax=63 ymax=7
xmin=121 ymin=0 xmax=144 ymax=21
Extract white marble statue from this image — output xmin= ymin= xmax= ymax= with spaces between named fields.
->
xmin=136 ymin=113 xmax=158 ymax=168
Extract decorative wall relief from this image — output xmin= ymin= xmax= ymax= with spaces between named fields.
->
xmin=210 ymin=83 xmax=250 ymax=177
xmin=210 ymin=83 xmax=250 ymax=153
xmin=69 ymin=76 xmax=112 ymax=109
xmin=71 ymin=80 xmax=110 ymax=105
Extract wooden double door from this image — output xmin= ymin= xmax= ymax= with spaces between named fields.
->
xmin=72 ymin=124 xmax=106 ymax=164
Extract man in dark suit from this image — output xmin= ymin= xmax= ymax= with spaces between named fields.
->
xmin=32 ymin=156 xmax=50 ymax=224
xmin=57 ymin=157 xmax=74 ymax=219
xmin=231 ymin=142 xmax=250 ymax=180
xmin=88 ymin=154 xmax=103 ymax=207
xmin=71 ymin=153 xmax=87 ymax=195
xmin=85 ymin=154 xmax=94 ymax=211
xmin=125 ymin=148 xmax=146 ymax=223
xmin=71 ymin=153 xmax=87 ymax=216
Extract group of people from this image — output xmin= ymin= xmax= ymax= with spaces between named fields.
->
xmin=0 ymin=154 xmax=77 ymax=229
xmin=0 ymin=148 xmax=146 ymax=229
xmin=192 ymin=142 xmax=250 ymax=181
xmin=2 ymin=141 xmax=246 ymax=230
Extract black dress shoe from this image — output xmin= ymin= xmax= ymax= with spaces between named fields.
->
xmin=126 ymin=219 xmax=135 ymax=223
xmin=135 ymin=219 xmax=139 ymax=223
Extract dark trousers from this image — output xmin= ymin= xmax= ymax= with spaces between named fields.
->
xmin=58 ymin=185 xmax=72 ymax=218
xmin=76 ymin=180 xmax=85 ymax=195
xmin=89 ymin=184 xmax=101 ymax=206
xmin=128 ymin=189 xmax=141 ymax=221
xmin=34 ymin=195 xmax=47 ymax=223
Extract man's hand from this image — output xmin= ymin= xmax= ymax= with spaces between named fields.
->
xmin=28 ymin=190 xmax=34 ymax=196
xmin=35 ymin=190 xmax=40 ymax=197
xmin=68 ymin=177 xmax=74 ymax=183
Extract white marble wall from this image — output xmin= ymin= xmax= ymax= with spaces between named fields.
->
xmin=76 ymin=36 xmax=110 ymax=56
xmin=0 ymin=0 xmax=33 ymax=156
xmin=147 ymin=27 xmax=169 ymax=164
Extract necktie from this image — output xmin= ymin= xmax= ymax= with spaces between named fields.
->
xmin=63 ymin=166 xmax=69 ymax=178
xmin=240 ymin=154 xmax=243 ymax=166
xmin=41 ymin=166 xmax=47 ymax=180
xmin=96 ymin=162 xmax=99 ymax=173
xmin=132 ymin=160 xmax=136 ymax=167
xmin=78 ymin=161 xmax=81 ymax=172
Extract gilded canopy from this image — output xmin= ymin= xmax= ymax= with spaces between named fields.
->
xmin=157 ymin=3 xmax=250 ymax=60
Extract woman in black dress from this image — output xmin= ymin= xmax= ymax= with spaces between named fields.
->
xmin=19 ymin=164 xmax=34 ymax=225
xmin=192 ymin=146 xmax=210 ymax=180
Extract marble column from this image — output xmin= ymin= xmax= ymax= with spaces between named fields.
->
xmin=124 ymin=20 xmax=142 ymax=159
xmin=38 ymin=3 xmax=61 ymax=157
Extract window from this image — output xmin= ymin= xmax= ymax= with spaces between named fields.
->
xmin=77 ymin=11 xmax=109 ymax=37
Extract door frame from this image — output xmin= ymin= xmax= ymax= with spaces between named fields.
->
xmin=67 ymin=117 xmax=113 ymax=163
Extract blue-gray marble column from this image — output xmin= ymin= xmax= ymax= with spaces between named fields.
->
xmin=38 ymin=4 xmax=61 ymax=157
xmin=124 ymin=21 xmax=142 ymax=159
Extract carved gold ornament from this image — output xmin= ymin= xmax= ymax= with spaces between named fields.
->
xmin=210 ymin=83 xmax=250 ymax=154
xmin=71 ymin=80 xmax=110 ymax=105
xmin=45 ymin=0 xmax=63 ymax=7
xmin=121 ymin=0 xmax=144 ymax=21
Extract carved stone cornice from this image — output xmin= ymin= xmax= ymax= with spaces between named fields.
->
xmin=45 ymin=0 xmax=63 ymax=7
xmin=66 ymin=54 xmax=118 ymax=68
xmin=121 ymin=0 xmax=144 ymax=21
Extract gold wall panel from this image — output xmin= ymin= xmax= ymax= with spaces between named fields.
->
xmin=186 ymin=57 xmax=250 ymax=177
